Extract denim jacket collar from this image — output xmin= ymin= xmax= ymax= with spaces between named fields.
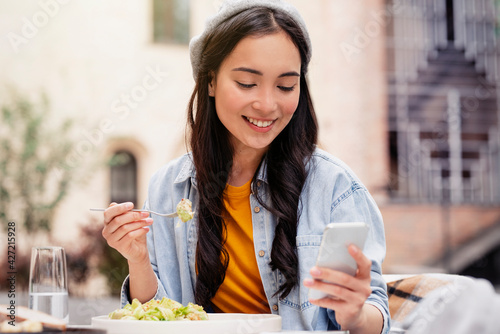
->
xmin=172 ymin=152 xmax=269 ymax=187
xmin=173 ymin=153 xmax=197 ymax=186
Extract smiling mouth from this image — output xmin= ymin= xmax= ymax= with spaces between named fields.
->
xmin=244 ymin=116 xmax=275 ymax=128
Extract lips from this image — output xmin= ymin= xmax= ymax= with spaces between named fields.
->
xmin=244 ymin=116 xmax=275 ymax=128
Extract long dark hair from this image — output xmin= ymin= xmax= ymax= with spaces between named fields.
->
xmin=188 ymin=6 xmax=318 ymax=308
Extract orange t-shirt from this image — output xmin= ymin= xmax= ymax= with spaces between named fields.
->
xmin=211 ymin=180 xmax=271 ymax=314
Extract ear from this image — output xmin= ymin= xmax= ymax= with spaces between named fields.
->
xmin=208 ymin=72 xmax=215 ymax=97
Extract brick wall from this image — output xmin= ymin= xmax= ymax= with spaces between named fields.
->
xmin=381 ymin=204 xmax=500 ymax=273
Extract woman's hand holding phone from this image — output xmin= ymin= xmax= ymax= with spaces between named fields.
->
xmin=304 ymin=244 xmax=374 ymax=331
xmin=303 ymin=222 xmax=382 ymax=332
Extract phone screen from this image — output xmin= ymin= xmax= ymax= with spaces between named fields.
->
xmin=308 ymin=222 xmax=369 ymax=300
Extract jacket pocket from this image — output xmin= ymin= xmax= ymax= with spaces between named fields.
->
xmin=279 ymin=235 xmax=322 ymax=311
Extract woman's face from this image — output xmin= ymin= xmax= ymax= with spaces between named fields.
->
xmin=211 ymin=30 xmax=301 ymax=154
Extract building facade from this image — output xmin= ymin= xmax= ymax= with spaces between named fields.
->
xmin=0 ymin=0 xmax=499 ymax=292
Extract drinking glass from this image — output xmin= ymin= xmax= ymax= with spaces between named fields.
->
xmin=28 ymin=246 xmax=69 ymax=323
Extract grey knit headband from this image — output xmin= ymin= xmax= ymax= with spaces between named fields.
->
xmin=189 ymin=0 xmax=312 ymax=80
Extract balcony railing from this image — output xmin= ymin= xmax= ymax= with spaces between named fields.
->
xmin=387 ymin=0 xmax=500 ymax=204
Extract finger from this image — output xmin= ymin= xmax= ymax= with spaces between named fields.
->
xmin=104 ymin=202 xmax=134 ymax=224
xmin=106 ymin=212 xmax=151 ymax=235
xmin=309 ymin=295 xmax=345 ymax=309
xmin=304 ymin=278 xmax=337 ymax=299
xmin=103 ymin=202 xmax=118 ymax=225
xmin=320 ymin=282 xmax=365 ymax=304
xmin=103 ymin=218 xmax=150 ymax=241
xmin=305 ymin=274 xmax=365 ymax=300
xmin=310 ymin=266 xmax=357 ymax=290
xmin=104 ymin=219 xmax=153 ymax=244
xmin=105 ymin=226 xmax=149 ymax=257
xmin=348 ymin=244 xmax=372 ymax=279
xmin=118 ymin=225 xmax=150 ymax=243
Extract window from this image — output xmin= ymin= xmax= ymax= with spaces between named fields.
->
xmin=153 ymin=0 xmax=190 ymax=44
xmin=109 ymin=151 xmax=138 ymax=206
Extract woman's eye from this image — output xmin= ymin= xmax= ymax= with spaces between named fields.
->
xmin=278 ymin=85 xmax=295 ymax=92
xmin=236 ymin=82 xmax=256 ymax=89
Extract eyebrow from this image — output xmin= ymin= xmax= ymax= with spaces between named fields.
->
xmin=232 ymin=67 xmax=300 ymax=78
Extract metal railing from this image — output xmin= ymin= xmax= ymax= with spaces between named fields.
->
xmin=388 ymin=0 xmax=500 ymax=204
xmin=454 ymin=0 xmax=499 ymax=81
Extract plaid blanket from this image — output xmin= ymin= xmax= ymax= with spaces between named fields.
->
xmin=387 ymin=274 xmax=453 ymax=325
xmin=386 ymin=274 xmax=500 ymax=334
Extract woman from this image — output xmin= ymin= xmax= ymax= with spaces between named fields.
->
xmin=102 ymin=0 xmax=390 ymax=333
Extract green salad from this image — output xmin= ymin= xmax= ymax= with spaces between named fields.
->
xmin=176 ymin=198 xmax=194 ymax=223
xmin=109 ymin=297 xmax=208 ymax=321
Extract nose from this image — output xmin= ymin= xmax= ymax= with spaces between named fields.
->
xmin=252 ymin=87 xmax=277 ymax=113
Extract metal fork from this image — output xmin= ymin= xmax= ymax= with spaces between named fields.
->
xmin=89 ymin=208 xmax=178 ymax=218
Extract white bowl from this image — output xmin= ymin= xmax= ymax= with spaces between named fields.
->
xmin=91 ymin=313 xmax=281 ymax=334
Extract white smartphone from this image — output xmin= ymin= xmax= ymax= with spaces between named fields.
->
xmin=308 ymin=222 xmax=369 ymax=300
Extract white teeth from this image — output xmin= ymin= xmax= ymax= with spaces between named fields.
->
xmin=247 ymin=117 xmax=273 ymax=128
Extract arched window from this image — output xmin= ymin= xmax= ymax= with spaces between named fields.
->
xmin=109 ymin=150 xmax=138 ymax=206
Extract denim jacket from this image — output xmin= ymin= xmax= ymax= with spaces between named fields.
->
xmin=121 ymin=148 xmax=390 ymax=333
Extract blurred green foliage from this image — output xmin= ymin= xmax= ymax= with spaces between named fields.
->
xmin=0 ymin=93 xmax=75 ymax=234
xmin=0 ymin=92 xmax=128 ymax=295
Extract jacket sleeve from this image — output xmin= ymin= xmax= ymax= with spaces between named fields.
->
xmin=327 ymin=185 xmax=391 ymax=334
